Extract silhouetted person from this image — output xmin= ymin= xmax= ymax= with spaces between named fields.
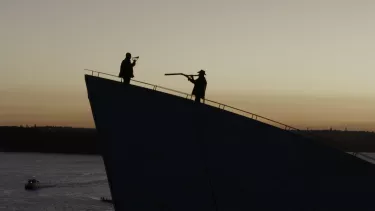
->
xmin=187 ymin=70 xmax=207 ymax=103
xmin=119 ymin=52 xmax=137 ymax=84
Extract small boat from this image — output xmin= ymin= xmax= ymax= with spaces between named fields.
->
xmin=24 ymin=179 xmax=56 ymax=190
xmin=25 ymin=179 xmax=40 ymax=190
xmin=100 ymin=197 xmax=113 ymax=203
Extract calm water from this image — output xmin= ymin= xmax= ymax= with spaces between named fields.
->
xmin=1 ymin=151 xmax=375 ymax=211
xmin=0 ymin=152 xmax=113 ymax=211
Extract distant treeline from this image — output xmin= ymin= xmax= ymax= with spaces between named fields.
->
xmin=0 ymin=126 xmax=99 ymax=154
xmin=1 ymin=126 xmax=375 ymax=154
xmin=303 ymin=130 xmax=375 ymax=152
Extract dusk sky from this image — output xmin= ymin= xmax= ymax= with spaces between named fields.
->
xmin=1 ymin=0 xmax=375 ymax=130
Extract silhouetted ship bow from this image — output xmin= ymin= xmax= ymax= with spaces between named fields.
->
xmin=85 ymin=71 xmax=375 ymax=211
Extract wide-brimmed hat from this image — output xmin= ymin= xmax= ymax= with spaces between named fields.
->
xmin=198 ymin=70 xmax=206 ymax=75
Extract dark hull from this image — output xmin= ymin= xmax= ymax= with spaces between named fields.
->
xmin=24 ymin=183 xmax=55 ymax=191
xmin=24 ymin=184 xmax=38 ymax=190
xmin=85 ymin=75 xmax=375 ymax=211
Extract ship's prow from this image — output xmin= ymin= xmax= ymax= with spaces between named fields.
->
xmin=85 ymin=74 xmax=375 ymax=211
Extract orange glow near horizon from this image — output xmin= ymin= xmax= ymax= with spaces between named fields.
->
xmin=1 ymin=0 xmax=375 ymax=131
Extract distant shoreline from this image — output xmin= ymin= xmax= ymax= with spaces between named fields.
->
xmin=0 ymin=151 xmax=100 ymax=156
xmin=0 ymin=126 xmax=99 ymax=155
xmin=1 ymin=126 xmax=375 ymax=154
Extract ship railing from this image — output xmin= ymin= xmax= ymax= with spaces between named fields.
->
xmin=84 ymin=69 xmax=375 ymax=163
xmin=84 ymin=69 xmax=299 ymax=131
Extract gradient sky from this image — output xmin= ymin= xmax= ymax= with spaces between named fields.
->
xmin=1 ymin=0 xmax=375 ymax=130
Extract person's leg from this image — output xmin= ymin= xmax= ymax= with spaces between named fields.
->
xmin=123 ymin=77 xmax=130 ymax=85
xmin=195 ymin=96 xmax=201 ymax=103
